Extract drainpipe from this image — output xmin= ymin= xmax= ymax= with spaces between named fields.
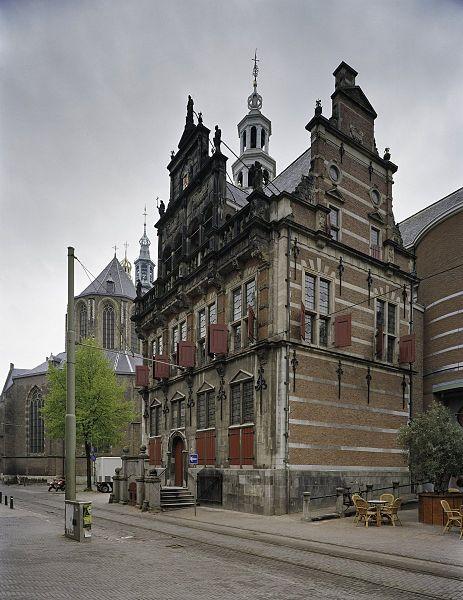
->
xmin=284 ymin=226 xmax=291 ymax=514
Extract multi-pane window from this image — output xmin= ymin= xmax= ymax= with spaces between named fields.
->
xmin=232 ymin=288 xmax=242 ymax=321
xmin=79 ymin=304 xmax=87 ymax=341
xmin=376 ymin=300 xmax=397 ymax=362
xmin=245 ymin=280 xmax=256 ymax=311
xmin=171 ymin=399 xmax=186 ymax=429
xmin=197 ymin=390 xmax=215 ymax=429
xmin=304 ymin=274 xmax=331 ymax=347
xmin=208 ymin=302 xmax=217 ymax=325
xmin=231 ymin=280 xmax=257 ymax=349
xmin=180 ymin=321 xmax=187 ymax=341
xmin=102 ymin=304 xmax=115 ymax=349
xmin=329 ymin=206 xmax=340 ymax=241
xmin=370 ymin=227 xmax=381 ymax=259
xmin=155 ymin=335 xmax=163 ymax=355
xmin=198 ymin=309 xmax=206 ymax=339
xmin=150 ymin=403 xmax=161 ymax=436
xmin=230 ymin=380 xmax=254 ymax=425
xmin=29 ymin=388 xmax=44 ymax=454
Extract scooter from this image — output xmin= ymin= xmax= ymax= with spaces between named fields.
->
xmin=48 ymin=477 xmax=65 ymax=492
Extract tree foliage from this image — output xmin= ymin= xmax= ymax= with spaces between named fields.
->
xmin=42 ymin=338 xmax=136 ymax=488
xmin=397 ymin=401 xmax=463 ymax=493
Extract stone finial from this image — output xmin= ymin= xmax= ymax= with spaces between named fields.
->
xmin=139 ymin=444 xmax=147 ymax=453
xmin=315 ymin=99 xmax=322 ymax=116
xmin=383 ymin=147 xmax=391 ymax=161
xmin=122 ymin=447 xmax=130 ymax=455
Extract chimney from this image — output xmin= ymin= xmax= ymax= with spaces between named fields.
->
xmin=333 ymin=62 xmax=358 ymax=89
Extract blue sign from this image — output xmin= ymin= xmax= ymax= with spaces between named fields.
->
xmin=189 ymin=453 xmax=199 ymax=465
xmin=90 ymin=454 xmax=96 ymax=462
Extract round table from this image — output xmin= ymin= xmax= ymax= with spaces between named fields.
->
xmin=368 ymin=500 xmax=389 ymax=527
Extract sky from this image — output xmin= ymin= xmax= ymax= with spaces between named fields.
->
xmin=1 ymin=0 xmax=462 ymax=381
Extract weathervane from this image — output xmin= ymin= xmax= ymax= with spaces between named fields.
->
xmin=113 ymin=245 xmax=118 ymax=257
xmin=123 ymin=241 xmax=129 ymax=260
xmin=252 ymin=49 xmax=259 ymax=89
xmin=143 ymin=205 xmax=148 ymax=235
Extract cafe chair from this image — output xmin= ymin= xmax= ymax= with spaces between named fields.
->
xmin=440 ymin=500 xmax=462 ymax=535
xmin=379 ymin=493 xmax=395 ymax=507
xmin=353 ymin=496 xmax=376 ymax=527
xmin=381 ymin=497 xmax=403 ymax=527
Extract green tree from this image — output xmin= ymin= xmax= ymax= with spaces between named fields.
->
xmin=42 ymin=338 xmax=136 ymax=490
xmin=398 ymin=401 xmax=463 ymax=493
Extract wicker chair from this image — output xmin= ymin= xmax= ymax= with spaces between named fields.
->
xmin=353 ymin=496 xmax=376 ymax=527
xmin=381 ymin=497 xmax=403 ymax=527
xmin=379 ymin=493 xmax=395 ymax=507
xmin=441 ymin=500 xmax=463 ymax=535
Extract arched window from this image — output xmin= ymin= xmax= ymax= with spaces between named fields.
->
xmin=29 ymin=387 xmax=44 ymax=454
xmin=263 ymin=169 xmax=269 ymax=185
xmin=79 ymin=304 xmax=87 ymax=341
xmin=250 ymin=126 xmax=257 ymax=148
xmin=103 ymin=304 xmax=115 ymax=349
xmin=261 ymin=129 xmax=266 ymax=148
xmin=237 ymin=171 xmax=243 ymax=187
xmin=242 ymin=130 xmax=247 ymax=151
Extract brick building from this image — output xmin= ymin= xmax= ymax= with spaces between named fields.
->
xmin=399 ymin=187 xmax=463 ymax=423
xmin=0 ymin=227 xmax=154 ymax=478
xmin=133 ymin=62 xmax=420 ymax=515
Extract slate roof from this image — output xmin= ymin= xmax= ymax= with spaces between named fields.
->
xmin=226 ymin=181 xmax=249 ymax=208
xmin=264 ymin=148 xmax=312 ymax=197
xmin=399 ymin=187 xmax=463 ymax=248
xmin=77 ymin=256 xmax=136 ymax=300
xmin=2 ymin=350 xmax=142 ymax=392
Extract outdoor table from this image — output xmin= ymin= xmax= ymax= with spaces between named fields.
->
xmin=368 ymin=499 xmax=388 ymax=527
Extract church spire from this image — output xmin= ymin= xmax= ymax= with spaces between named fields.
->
xmin=134 ymin=205 xmax=155 ymax=293
xmin=232 ymin=51 xmax=276 ymax=190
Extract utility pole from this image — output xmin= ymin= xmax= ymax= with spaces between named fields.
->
xmin=65 ymin=246 xmax=76 ymax=501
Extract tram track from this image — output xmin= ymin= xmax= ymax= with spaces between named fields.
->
xmin=9 ymin=490 xmax=463 ymax=600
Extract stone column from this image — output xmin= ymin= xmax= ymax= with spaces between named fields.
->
xmin=302 ymin=492 xmax=311 ymax=522
xmin=120 ymin=447 xmax=129 ymax=505
xmin=144 ymin=470 xmax=161 ymax=511
xmin=136 ymin=445 xmax=148 ymax=508
xmin=335 ymin=487 xmax=345 ymax=516
xmin=112 ymin=467 xmax=121 ymax=503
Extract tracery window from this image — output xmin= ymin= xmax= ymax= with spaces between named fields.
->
xmin=102 ymin=304 xmax=115 ymax=349
xmin=29 ymin=387 xmax=44 ymax=454
xmin=79 ymin=304 xmax=88 ymax=341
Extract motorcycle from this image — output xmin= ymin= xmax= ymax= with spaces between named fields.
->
xmin=48 ymin=477 xmax=65 ymax=492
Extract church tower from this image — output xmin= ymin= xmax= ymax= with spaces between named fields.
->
xmin=232 ymin=52 xmax=276 ymax=190
xmin=134 ymin=207 xmax=155 ymax=294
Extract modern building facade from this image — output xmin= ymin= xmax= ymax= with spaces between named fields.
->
xmin=133 ymin=62 xmax=420 ymax=514
xmin=399 ymin=187 xmax=463 ymax=424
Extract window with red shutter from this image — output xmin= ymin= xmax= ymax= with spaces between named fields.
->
xmin=177 ymin=341 xmax=195 ymax=367
xmin=399 ymin=333 xmax=416 ymax=363
xmin=135 ymin=365 xmax=149 ymax=387
xmin=228 ymin=428 xmax=241 ymax=465
xmin=334 ymin=314 xmax=352 ymax=347
xmin=241 ymin=426 xmax=254 ymax=465
xmin=148 ymin=438 xmax=162 ymax=465
xmin=153 ymin=354 xmax=169 ymax=379
xmin=208 ymin=323 xmax=228 ymax=355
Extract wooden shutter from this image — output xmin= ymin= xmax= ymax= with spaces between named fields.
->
xmin=135 ymin=365 xmax=149 ymax=387
xmin=241 ymin=426 xmax=254 ymax=465
xmin=148 ymin=438 xmax=155 ymax=464
xmin=334 ymin=314 xmax=352 ymax=347
xmin=148 ymin=438 xmax=162 ymax=465
xmin=247 ymin=305 xmax=255 ymax=340
xmin=206 ymin=430 xmax=216 ymax=465
xmin=208 ymin=323 xmax=228 ymax=355
xmin=196 ymin=431 xmax=206 ymax=465
xmin=177 ymin=341 xmax=196 ymax=367
xmin=300 ymin=303 xmax=306 ymax=340
xmin=375 ymin=326 xmax=384 ymax=358
xmin=399 ymin=333 xmax=416 ymax=363
xmin=228 ymin=428 xmax=241 ymax=465
xmin=153 ymin=354 xmax=169 ymax=379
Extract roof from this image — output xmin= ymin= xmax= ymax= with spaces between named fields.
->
xmin=2 ymin=350 xmax=142 ymax=392
xmin=398 ymin=187 xmax=463 ymax=248
xmin=264 ymin=148 xmax=312 ymax=197
xmin=77 ymin=256 xmax=136 ymax=300
xmin=226 ymin=181 xmax=249 ymax=208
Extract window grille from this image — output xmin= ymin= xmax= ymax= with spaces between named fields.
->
xmin=29 ymin=388 xmax=44 ymax=454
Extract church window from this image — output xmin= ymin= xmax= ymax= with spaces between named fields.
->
xmin=79 ymin=304 xmax=88 ymax=341
xmin=103 ymin=304 xmax=115 ymax=349
xmin=250 ymin=126 xmax=257 ymax=148
xmin=261 ymin=129 xmax=266 ymax=148
xmin=106 ymin=278 xmax=115 ymax=294
xmin=242 ymin=130 xmax=247 ymax=151
xmin=29 ymin=387 xmax=44 ymax=454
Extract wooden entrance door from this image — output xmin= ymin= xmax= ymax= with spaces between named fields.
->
xmin=173 ymin=437 xmax=184 ymax=486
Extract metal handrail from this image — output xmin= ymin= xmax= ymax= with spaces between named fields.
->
xmin=308 ymin=481 xmax=425 ymax=502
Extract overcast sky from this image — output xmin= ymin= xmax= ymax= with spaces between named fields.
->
xmin=1 ymin=0 xmax=462 ymax=381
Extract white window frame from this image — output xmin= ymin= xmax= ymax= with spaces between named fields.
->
xmin=303 ymin=272 xmax=332 ymax=347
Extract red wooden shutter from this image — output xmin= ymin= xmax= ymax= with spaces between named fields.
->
xmin=228 ymin=428 xmax=241 ymax=465
xmin=208 ymin=324 xmax=228 ymax=355
xmin=300 ymin=303 xmax=306 ymax=340
xmin=148 ymin=438 xmax=161 ymax=465
xmin=399 ymin=333 xmax=416 ymax=363
xmin=148 ymin=438 xmax=155 ymax=464
xmin=334 ymin=314 xmax=352 ymax=347
xmin=177 ymin=341 xmax=196 ymax=367
xmin=247 ymin=305 xmax=255 ymax=340
xmin=206 ymin=430 xmax=216 ymax=465
xmin=241 ymin=426 xmax=254 ymax=465
xmin=153 ymin=354 xmax=169 ymax=379
xmin=135 ymin=365 xmax=149 ymax=387
xmin=196 ymin=431 xmax=206 ymax=465
xmin=375 ymin=327 xmax=384 ymax=358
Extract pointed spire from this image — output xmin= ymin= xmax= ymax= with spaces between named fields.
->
xmin=134 ymin=205 xmax=155 ymax=293
xmin=120 ymin=241 xmax=132 ymax=276
xmin=248 ymin=49 xmax=263 ymax=111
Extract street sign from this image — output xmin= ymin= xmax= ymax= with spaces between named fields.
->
xmin=90 ymin=454 xmax=96 ymax=462
xmin=189 ymin=453 xmax=199 ymax=465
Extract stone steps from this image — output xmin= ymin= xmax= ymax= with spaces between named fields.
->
xmin=161 ymin=486 xmax=195 ymax=510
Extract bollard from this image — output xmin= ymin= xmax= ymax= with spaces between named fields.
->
xmin=335 ymin=487 xmax=345 ymax=516
xmin=141 ymin=500 xmax=149 ymax=512
xmin=4 ymin=495 xmax=7 ymax=506
xmin=0 ymin=491 xmax=2 ymax=503
xmin=302 ymin=492 xmax=312 ymax=522
xmin=392 ymin=480 xmax=400 ymax=497
xmin=9 ymin=497 xmax=13 ymax=509
xmin=366 ymin=484 xmax=373 ymax=500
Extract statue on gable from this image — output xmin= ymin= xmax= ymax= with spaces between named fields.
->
xmin=213 ymin=125 xmax=222 ymax=153
xmin=186 ymin=95 xmax=194 ymax=126
xmin=158 ymin=199 xmax=165 ymax=216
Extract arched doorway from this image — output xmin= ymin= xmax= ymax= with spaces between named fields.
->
xmin=172 ymin=436 xmax=185 ymax=487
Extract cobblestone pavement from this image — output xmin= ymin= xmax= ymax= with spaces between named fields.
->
xmin=1 ymin=485 xmax=462 ymax=600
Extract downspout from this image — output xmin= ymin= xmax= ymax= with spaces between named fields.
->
xmin=284 ymin=225 xmax=291 ymax=514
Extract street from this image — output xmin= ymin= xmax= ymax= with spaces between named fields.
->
xmin=1 ymin=485 xmax=462 ymax=599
